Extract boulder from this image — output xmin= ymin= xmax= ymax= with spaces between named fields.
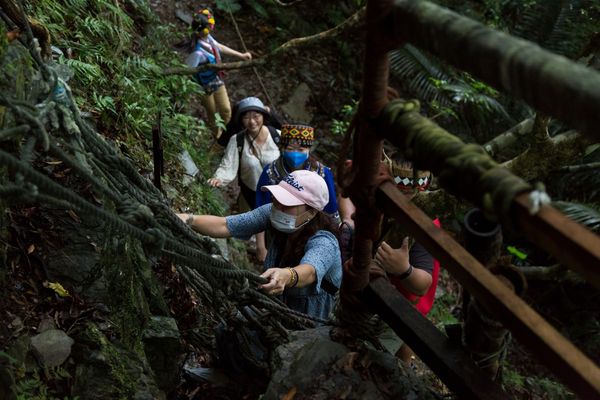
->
xmin=72 ymin=324 xmax=165 ymax=400
xmin=30 ymin=329 xmax=74 ymax=368
xmin=142 ymin=316 xmax=183 ymax=391
xmin=281 ymin=83 xmax=313 ymax=123
xmin=263 ymin=326 xmax=436 ymax=400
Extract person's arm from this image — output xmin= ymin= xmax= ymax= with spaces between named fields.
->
xmin=258 ymin=264 xmax=316 ymax=295
xmin=216 ymin=42 xmax=251 ymax=60
xmin=253 ymin=167 xmax=271 ymax=262
xmin=256 ymin=231 xmax=267 ymax=263
xmin=185 ymin=50 xmax=207 ymax=68
xmin=210 ymin=134 xmax=239 ymax=186
xmin=375 ymin=239 xmax=432 ymax=296
xmin=338 ymin=196 xmax=356 ymax=230
xmin=177 ymin=213 xmax=231 ymax=238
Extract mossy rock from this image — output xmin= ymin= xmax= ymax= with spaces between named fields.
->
xmin=72 ymin=323 xmax=164 ymax=400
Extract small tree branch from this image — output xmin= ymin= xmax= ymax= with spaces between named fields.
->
xmin=483 ymin=118 xmax=533 ymax=157
xmin=558 ymin=161 xmax=600 ymax=173
xmin=163 ymin=7 xmax=366 ymax=76
xmin=519 ymin=264 xmax=582 ymax=282
xmin=272 ymin=0 xmax=305 ymax=6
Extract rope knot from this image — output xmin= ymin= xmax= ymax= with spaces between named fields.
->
xmin=144 ymin=228 xmax=166 ymax=253
xmin=527 ymin=183 xmax=551 ymax=215
xmin=118 ymin=199 xmax=155 ymax=226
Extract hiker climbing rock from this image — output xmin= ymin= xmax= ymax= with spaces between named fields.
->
xmin=254 ymin=123 xmax=340 ymax=262
xmin=186 ymin=8 xmax=251 ymax=139
xmin=178 ymin=170 xmax=342 ymax=320
xmin=339 ymin=152 xmax=441 ymax=361
xmin=207 ymin=97 xmax=281 ymax=211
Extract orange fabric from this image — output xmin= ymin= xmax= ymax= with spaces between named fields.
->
xmin=390 ymin=218 xmax=441 ymax=315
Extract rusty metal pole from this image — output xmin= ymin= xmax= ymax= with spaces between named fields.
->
xmin=345 ymin=0 xmax=395 ymax=294
xmin=462 ymin=208 xmax=512 ymax=379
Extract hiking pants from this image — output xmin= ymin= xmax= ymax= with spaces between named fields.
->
xmin=201 ymin=84 xmax=231 ymax=139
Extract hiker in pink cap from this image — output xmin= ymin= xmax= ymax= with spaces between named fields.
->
xmin=177 ymin=170 xmax=342 ymax=320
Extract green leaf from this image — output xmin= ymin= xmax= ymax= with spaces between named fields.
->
xmin=215 ymin=0 xmax=242 ymax=13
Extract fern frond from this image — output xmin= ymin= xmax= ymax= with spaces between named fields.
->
xmin=389 ymin=44 xmax=451 ymax=106
xmin=512 ymin=0 xmax=593 ymax=58
xmin=553 ymin=201 xmax=600 ymax=233
xmin=62 ymin=58 xmax=105 ymax=85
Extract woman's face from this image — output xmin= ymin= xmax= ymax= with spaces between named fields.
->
xmin=284 ymin=143 xmax=310 ymax=154
xmin=242 ymin=111 xmax=264 ymax=134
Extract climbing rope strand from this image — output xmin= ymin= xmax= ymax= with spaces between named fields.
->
xmin=0 ymin=124 xmax=31 ymax=141
xmin=0 ymin=38 xmax=321 ymax=337
xmin=0 ymin=149 xmax=268 ymax=282
xmin=226 ymin=10 xmax=277 ymax=112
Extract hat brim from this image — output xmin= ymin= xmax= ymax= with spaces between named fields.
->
xmin=236 ymin=107 xmax=268 ymax=122
xmin=261 ymin=185 xmax=305 ymax=207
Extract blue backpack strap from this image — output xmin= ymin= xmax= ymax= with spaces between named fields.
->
xmin=193 ymin=43 xmax=218 ymax=86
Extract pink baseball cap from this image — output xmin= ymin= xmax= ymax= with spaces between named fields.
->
xmin=261 ymin=170 xmax=329 ymax=211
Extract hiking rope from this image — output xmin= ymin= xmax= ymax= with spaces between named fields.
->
xmin=0 ymin=33 xmax=328 ymax=342
xmin=226 ymin=9 xmax=277 ymax=114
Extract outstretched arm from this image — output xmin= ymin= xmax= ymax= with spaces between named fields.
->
xmin=216 ymin=43 xmax=252 ymax=60
xmin=258 ymin=264 xmax=317 ymax=295
xmin=177 ymin=213 xmax=231 ymax=238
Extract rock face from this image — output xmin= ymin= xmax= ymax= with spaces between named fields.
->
xmin=30 ymin=329 xmax=74 ymax=368
xmin=263 ymin=327 xmax=436 ymax=400
xmin=143 ymin=316 xmax=183 ymax=391
xmin=281 ymin=83 xmax=313 ymax=123
xmin=72 ymin=324 xmax=165 ymax=400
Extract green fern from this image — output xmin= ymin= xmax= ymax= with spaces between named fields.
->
xmin=390 ymin=44 xmax=451 ymax=107
xmin=61 ymin=57 xmax=105 ymax=85
xmin=512 ymin=0 xmax=596 ymax=59
xmin=553 ymin=201 xmax=600 ymax=232
xmin=389 ymin=44 xmax=512 ymax=134
xmin=215 ymin=0 xmax=242 ymax=13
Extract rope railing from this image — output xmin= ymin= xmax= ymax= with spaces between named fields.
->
xmin=0 ymin=25 xmax=323 ymax=340
xmin=339 ymin=0 xmax=600 ymax=398
xmin=377 ymin=99 xmax=600 ymax=289
xmin=387 ymin=0 xmax=600 ymax=141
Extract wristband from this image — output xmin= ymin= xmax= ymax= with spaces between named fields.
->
xmin=397 ymin=265 xmax=413 ymax=281
xmin=287 ymin=267 xmax=299 ymax=288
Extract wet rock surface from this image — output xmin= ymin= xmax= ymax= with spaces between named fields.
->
xmin=264 ymin=327 xmax=436 ymax=400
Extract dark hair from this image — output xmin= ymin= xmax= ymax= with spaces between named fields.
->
xmin=273 ymin=211 xmax=339 ymax=268
xmin=191 ymin=13 xmax=210 ymax=33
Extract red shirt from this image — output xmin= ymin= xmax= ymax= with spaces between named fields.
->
xmin=389 ymin=218 xmax=441 ymax=315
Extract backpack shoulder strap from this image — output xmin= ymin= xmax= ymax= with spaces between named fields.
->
xmin=267 ymin=125 xmax=280 ymax=145
xmin=236 ymin=131 xmax=245 ymax=155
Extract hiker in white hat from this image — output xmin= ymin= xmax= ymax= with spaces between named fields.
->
xmin=178 ymin=169 xmax=342 ymax=320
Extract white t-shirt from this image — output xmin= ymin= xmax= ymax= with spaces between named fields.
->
xmin=213 ymin=129 xmax=280 ymax=190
